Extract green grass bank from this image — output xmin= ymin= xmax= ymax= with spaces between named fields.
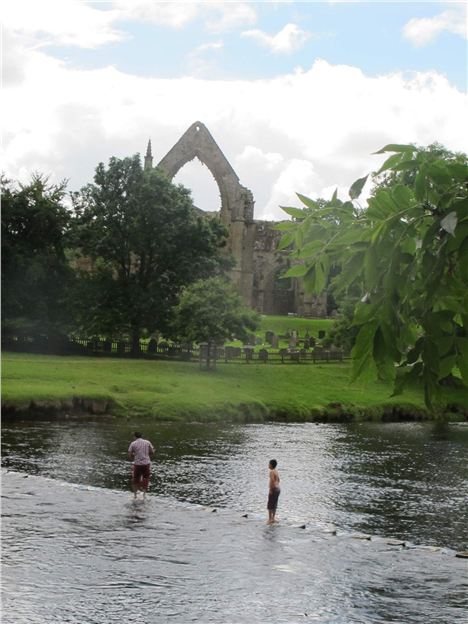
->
xmin=2 ymin=352 xmax=467 ymax=423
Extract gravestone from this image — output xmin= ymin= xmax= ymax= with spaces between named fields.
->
xmin=318 ymin=330 xmax=326 ymax=340
xmin=258 ymin=348 xmax=268 ymax=363
xmin=244 ymin=346 xmax=254 ymax=362
xmin=265 ymin=330 xmax=275 ymax=345
xmin=247 ymin=334 xmax=257 ymax=346
xmin=271 ymin=334 xmax=279 ymax=349
xmin=147 ymin=338 xmax=158 ymax=354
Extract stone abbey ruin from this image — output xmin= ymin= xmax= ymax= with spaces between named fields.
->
xmin=147 ymin=122 xmax=327 ymax=317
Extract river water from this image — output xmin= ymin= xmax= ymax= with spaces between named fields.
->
xmin=2 ymin=418 xmax=468 ymax=623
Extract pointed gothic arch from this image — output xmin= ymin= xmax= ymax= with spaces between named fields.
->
xmin=157 ymin=121 xmax=253 ymax=223
xmin=155 ymin=121 xmax=255 ymax=304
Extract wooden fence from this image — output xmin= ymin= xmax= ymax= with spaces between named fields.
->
xmin=2 ymin=335 xmax=348 ymax=365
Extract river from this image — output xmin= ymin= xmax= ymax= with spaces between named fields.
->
xmin=2 ymin=418 xmax=468 ymax=623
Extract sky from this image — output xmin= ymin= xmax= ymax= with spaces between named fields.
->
xmin=2 ymin=0 xmax=467 ymax=220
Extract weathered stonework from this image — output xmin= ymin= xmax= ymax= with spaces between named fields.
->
xmin=152 ymin=122 xmax=327 ymax=317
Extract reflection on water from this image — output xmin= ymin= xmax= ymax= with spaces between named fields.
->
xmin=2 ymin=419 xmax=468 ymax=623
xmin=2 ymin=472 xmax=467 ymax=624
xmin=2 ymin=419 xmax=468 ymax=548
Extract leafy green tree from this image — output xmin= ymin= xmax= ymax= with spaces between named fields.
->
xmin=278 ymin=144 xmax=468 ymax=409
xmin=171 ymin=277 xmax=259 ymax=369
xmin=1 ymin=174 xmax=73 ymax=337
xmin=71 ymin=155 xmax=229 ymax=352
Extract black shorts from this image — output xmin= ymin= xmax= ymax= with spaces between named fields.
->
xmin=267 ymin=487 xmax=280 ymax=511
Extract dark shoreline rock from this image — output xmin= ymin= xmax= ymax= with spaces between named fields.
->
xmin=1 ymin=397 xmax=466 ymax=423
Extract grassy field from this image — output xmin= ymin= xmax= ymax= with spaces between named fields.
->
xmin=225 ymin=315 xmax=334 ymax=350
xmin=258 ymin=315 xmax=332 ymax=337
xmin=2 ymin=352 xmax=467 ymax=422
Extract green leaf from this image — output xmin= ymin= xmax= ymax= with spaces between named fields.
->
xmin=349 ymin=175 xmax=369 ymax=200
xmin=333 ymin=227 xmax=368 ymax=246
xmin=364 ymin=247 xmax=378 ymax=288
xmin=351 ymin=320 xmax=379 ymax=381
xmin=333 ymin=252 xmax=365 ymax=293
xmin=427 ymin=160 xmax=450 ymax=185
xmin=377 ymin=153 xmax=404 ymax=175
xmin=373 ymin=327 xmax=397 ymax=382
xmin=280 ymin=206 xmax=306 ymax=219
xmin=366 ymin=194 xmax=389 ymax=220
xmin=296 ymin=239 xmax=323 ymax=259
xmin=455 ymin=337 xmax=468 ymax=386
xmin=393 ymin=160 xmax=418 ymax=172
xmin=392 ymin=184 xmax=413 ymax=209
xmin=440 ymin=211 xmax=458 ymax=236
xmin=272 ymin=221 xmax=297 ymax=231
xmin=447 ymin=162 xmax=468 ymax=180
xmin=302 ymin=266 xmax=316 ymax=292
xmin=296 ymin=193 xmax=318 ymax=210
xmin=438 ymin=355 xmax=457 ymax=380
xmin=414 ymin=165 xmax=427 ymax=201
xmin=314 ymin=260 xmax=326 ymax=293
xmin=294 ymin=226 xmax=304 ymax=248
xmin=277 ymin=232 xmax=294 ymax=250
xmin=283 ymin=263 xmax=309 ymax=278
xmin=373 ymin=144 xmax=414 ymax=155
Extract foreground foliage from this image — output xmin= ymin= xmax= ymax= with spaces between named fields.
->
xmin=278 ymin=144 xmax=468 ymax=409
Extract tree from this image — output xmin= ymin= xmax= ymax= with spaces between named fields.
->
xmin=1 ymin=174 xmax=73 ymax=337
xmin=71 ymin=155 xmax=229 ymax=351
xmin=170 ymin=277 xmax=259 ymax=369
xmin=278 ymin=144 xmax=468 ymax=409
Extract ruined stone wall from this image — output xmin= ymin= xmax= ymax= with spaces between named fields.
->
xmin=157 ymin=122 xmax=255 ymax=306
xmin=252 ymin=221 xmax=328 ymax=317
xmin=155 ymin=122 xmax=328 ymax=318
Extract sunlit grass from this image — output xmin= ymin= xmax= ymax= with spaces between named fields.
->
xmin=2 ymin=352 xmax=467 ymax=421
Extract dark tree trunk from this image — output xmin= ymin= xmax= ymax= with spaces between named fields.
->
xmin=131 ymin=327 xmax=140 ymax=356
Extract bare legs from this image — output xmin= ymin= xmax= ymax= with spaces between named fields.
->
xmin=267 ymin=509 xmax=277 ymax=524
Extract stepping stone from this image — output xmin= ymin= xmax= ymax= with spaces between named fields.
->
xmin=352 ymin=535 xmax=372 ymax=540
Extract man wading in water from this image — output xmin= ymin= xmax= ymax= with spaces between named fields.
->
xmin=128 ymin=431 xmax=155 ymax=500
xmin=267 ymin=459 xmax=280 ymax=524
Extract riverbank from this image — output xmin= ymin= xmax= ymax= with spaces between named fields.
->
xmin=2 ymin=352 xmax=467 ymax=422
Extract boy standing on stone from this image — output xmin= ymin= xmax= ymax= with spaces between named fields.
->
xmin=267 ymin=459 xmax=281 ymax=524
xmin=128 ymin=431 xmax=154 ymax=499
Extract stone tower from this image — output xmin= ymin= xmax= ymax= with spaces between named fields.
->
xmin=144 ymin=139 xmax=153 ymax=170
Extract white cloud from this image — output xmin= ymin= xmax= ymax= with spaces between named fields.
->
xmin=205 ymin=3 xmax=257 ymax=33
xmin=403 ymin=6 xmax=467 ymax=46
xmin=263 ymin=159 xmax=320 ymax=220
xmin=186 ymin=40 xmax=224 ymax=77
xmin=113 ymin=0 xmax=256 ymax=32
xmin=2 ymin=0 xmax=123 ymax=48
xmin=241 ymin=23 xmax=311 ymax=54
xmin=1 ymin=0 xmax=257 ymax=53
xmin=2 ymin=47 xmax=467 ymax=221
xmin=112 ymin=0 xmax=200 ymax=29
